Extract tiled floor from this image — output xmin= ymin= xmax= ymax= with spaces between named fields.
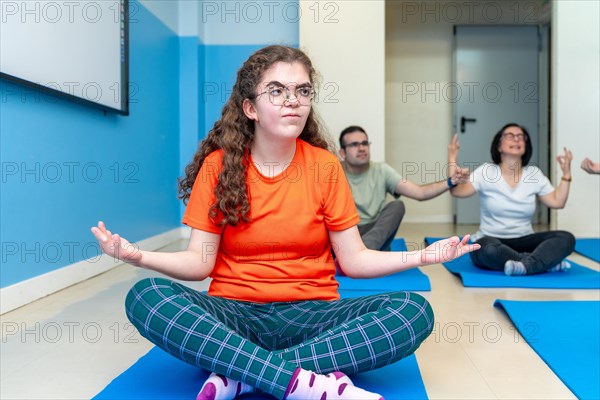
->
xmin=1 ymin=223 xmax=598 ymax=399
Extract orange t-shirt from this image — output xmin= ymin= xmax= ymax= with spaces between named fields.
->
xmin=182 ymin=139 xmax=359 ymax=303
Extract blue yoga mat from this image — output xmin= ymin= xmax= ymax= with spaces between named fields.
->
xmin=424 ymin=237 xmax=600 ymax=289
xmin=93 ymin=347 xmax=428 ymax=400
xmin=575 ymin=238 xmax=600 ymax=263
xmin=494 ymin=300 xmax=600 ymax=400
xmin=336 ymin=238 xmax=431 ymax=291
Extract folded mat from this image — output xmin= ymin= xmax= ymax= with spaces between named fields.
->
xmin=94 ymin=346 xmax=428 ymax=399
xmin=336 ymin=238 xmax=431 ymax=291
xmin=424 ymin=237 xmax=600 ymax=289
xmin=494 ymin=300 xmax=600 ymax=400
xmin=574 ymin=238 xmax=600 ymax=263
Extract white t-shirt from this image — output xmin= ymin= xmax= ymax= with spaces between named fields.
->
xmin=471 ymin=163 xmax=554 ymax=241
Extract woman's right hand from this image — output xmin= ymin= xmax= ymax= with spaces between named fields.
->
xmin=90 ymin=221 xmax=142 ymax=266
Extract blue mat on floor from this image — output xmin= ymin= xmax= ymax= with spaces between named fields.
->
xmin=93 ymin=347 xmax=428 ymax=399
xmin=336 ymin=238 xmax=431 ymax=291
xmin=575 ymin=238 xmax=600 ymax=262
xmin=494 ymin=300 xmax=600 ymax=400
xmin=424 ymin=237 xmax=600 ymax=289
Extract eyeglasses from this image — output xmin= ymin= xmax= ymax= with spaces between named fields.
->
xmin=343 ymin=140 xmax=371 ymax=149
xmin=502 ymin=133 xmax=527 ymax=142
xmin=254 ymin=84 xmax=315 ymax=106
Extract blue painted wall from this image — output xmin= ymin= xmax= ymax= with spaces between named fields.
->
xmin=201 ymin=45 xmax=268 ymax=135
xmin=196 ymin=0 xmax=299 ymax=136
xmin=1 ymin=0 xmax=299 ymax=288
xmin=0 ymin=2 xmax=181 ymax=288
xmin=178 ymin=36 xmax=202 ymax=219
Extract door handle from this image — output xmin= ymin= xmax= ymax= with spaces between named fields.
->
xmin=460 ymin=116 xmax=477 ymax=133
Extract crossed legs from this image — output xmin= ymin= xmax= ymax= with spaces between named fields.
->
xmin=125 ymin=277 xmax=434 ymax=399
xmin=470 ymin=231 xmax=576 ymax=275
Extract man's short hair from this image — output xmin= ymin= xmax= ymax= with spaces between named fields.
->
xmin=339 ymin=126 xmax=367 ymax=149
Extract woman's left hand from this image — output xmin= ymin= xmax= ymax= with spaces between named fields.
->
xmin=556 ymin=147 xmax=573 ymax=178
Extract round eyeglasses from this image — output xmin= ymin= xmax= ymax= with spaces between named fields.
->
xmin=502 ymin=133 xmax=528 ymax=142
xmin=254 ymin=84 xmax=315 ymax=106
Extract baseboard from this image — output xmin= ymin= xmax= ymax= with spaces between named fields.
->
xmin=0 ymin=227 xmax=190 ymax=315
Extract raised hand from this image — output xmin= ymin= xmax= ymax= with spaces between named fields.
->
xmin=448 ymin=133 xmax=461 ymax=178
xmin=420 ymin=235 xmax=480 ymax=265
xmin=448 ymin=133 xmax=460 ymax=162
xmin=90 ymin=221 xmax=142 ymax=265
xmin=556 ymin=147 xmax=573 ymax=178
xmin=581 ymin=157 xmax=600 ymax=175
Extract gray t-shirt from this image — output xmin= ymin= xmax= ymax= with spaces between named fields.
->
xmin=343 ymin=162 xmax=402 ymax=225
xmin=471 ymin=163 xmax=554 ymax=240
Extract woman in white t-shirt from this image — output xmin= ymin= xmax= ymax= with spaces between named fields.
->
xmin=448 ymin=123 xmax=575 ymax=276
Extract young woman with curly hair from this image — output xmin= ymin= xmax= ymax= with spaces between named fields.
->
xmin=92 ymin=45 xmax=479 ymax=400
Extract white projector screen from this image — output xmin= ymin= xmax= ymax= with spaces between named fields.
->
xmin=0 ymin=0 xmax=129 ymax=114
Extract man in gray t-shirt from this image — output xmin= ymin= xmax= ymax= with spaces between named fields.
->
xmin=339 ymin=126 xmax=462 ymax=251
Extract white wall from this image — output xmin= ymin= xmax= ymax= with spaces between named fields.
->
xmin=552 ymin=0 xmax=600 ymax=237
xmin=386 ymin=2 xmax=454 ymax=222
xmin=299 ymin=0 xmax=385 ymax=161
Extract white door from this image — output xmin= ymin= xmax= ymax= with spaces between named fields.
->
xmin=454 ymin=25 xmax=541 ymax=224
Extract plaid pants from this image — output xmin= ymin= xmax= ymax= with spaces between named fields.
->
xmin=126 ymin=277 xmax=434 ymax=399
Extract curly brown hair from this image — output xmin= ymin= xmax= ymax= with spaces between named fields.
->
xmin=178 ymin=45 xmax=332 ymax=227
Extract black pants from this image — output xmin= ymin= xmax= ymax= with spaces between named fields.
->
xmin=470 ymin=230 xmax=576 ymax=275
xmin=358 ymin=200 xmax=405 ymax=251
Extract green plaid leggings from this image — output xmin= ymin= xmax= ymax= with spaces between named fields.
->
xmin=126 ymin=277 xmax=434 ymax=399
